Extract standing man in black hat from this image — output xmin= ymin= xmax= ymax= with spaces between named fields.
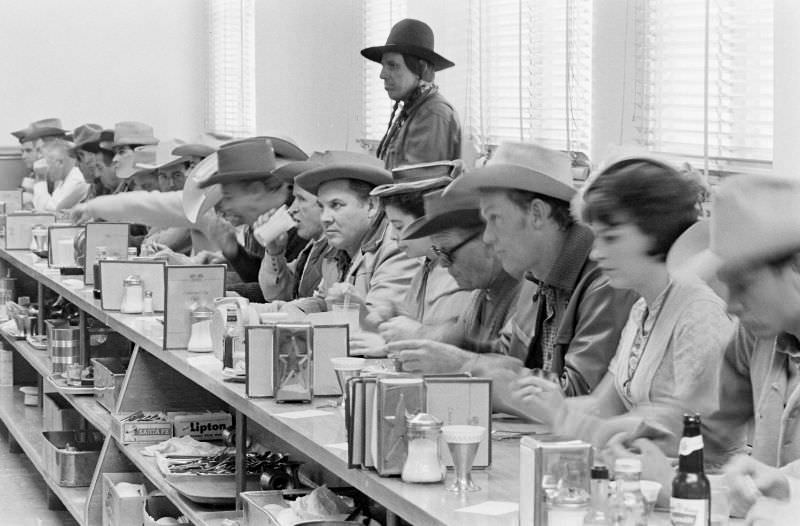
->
xmin=361 ymin=18 xmax=461 ymax=170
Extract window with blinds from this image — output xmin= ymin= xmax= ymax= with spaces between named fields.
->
xmin=633 ymin=0 xmax=773 ymax=175
xmin=466 ymin=0 xmax=593 ymax=156
xmin=362 ymin=0 xmax=408 ymax=142
xmin=207 ymin=0 xmax=256 ymax=138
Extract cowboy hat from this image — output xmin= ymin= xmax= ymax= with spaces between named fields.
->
xmin=172 ymin=143 xmax=216 ymax=159
xmin=296 ymin=163 xmax=393 ymax=195
xmin=667 ymin=173 xmax=800 ymax=287
xmin=135 ymin=139 xmax=187 ymax=171
xmin=70 ymin=123 xmax=103 ymax=152
xmin=117 ymin=145 xmax=158 ymax=180
xmin=402 ymin=188 xmax=484 ymax=240
xmin=24 ymin=118 xmax=67 ymax=142
xmin=92 ymin=130 xmax=116 ymax=153
xmin=370 ymin=160 xmax=461 ymax=198
xmin=361 ymin=18 xmax=454 ymax=71
xmin=197 ymin=137 xmax=279 ymax=188
xmin=443 ymin=141 xmax=576 ymax=202
xmin=103 ymin=121 xmax=159 ymax=149
xmin=10 ymin=126 xmax=29 ymax=142
xmin=186 ymin=135 xmax=307 ymax=219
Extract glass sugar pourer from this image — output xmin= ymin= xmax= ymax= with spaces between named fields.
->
xmin=119 ymin=274 xmax=144 ymax=314
xmin=186 ymin=305 xmax=214 ymax=352
xmin=402 ymin=413 xmax=444 ymax=484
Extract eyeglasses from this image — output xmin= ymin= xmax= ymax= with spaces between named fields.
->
xmin=431 ymin=231 xmax=480 ymax=265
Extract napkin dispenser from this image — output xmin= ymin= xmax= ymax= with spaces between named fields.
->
xmin=519 ymin=436 xmax=593 ymax=526
xmin=375 ymin=377 xmax=425 ymax=476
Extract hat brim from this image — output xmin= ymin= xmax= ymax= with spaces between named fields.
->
xmin=361 ymin=44 xmax=454 ymax=71
xmin=11 ymin=129 xmax=28 ymax=141
xmin=183 ymin=153 xmax=220 ymax=222
xmin=172 ymin=144 xmax=216 ymax=158
xmin=271 ymin=161 xmax=323 ymax=184
xmin=296 ymin=164 xmax=393 ymax=195
xmin=24 ymin=127 xmax=67 ymax=142
xmin=403 ymin=209 xmax=484 ymax=240
xmin=136 ymin=156 xmax=185 ymax=172
xmin=198 ymin=169 xmax=278 ymax=189
xmin=111 ymin=137 xmax=159 ymax=148
xmin=665 ymin=220 xmax=727 ymax=300
xmin=371 ymin=176 xmax=452 ymax=198
xmin=443 ymin=164 xmax=576 ymax=203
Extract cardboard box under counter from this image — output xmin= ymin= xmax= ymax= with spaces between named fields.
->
xmin=169 ymin=410 xmax=231 ymax=441
xmin=111 ymin=412 xmax=173 ymax=444
xmin=102 ymin=472 xmax=147 ymax=526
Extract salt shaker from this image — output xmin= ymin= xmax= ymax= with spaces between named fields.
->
xmin=142 ymin=290 xmax=154 ymax=315
xmin=120 ymin=274 xmax=144 ymax=314
xmin=401 ymin=413 xmax=444 ymax=484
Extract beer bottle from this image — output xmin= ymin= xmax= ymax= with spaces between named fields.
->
xmin=670 ymin=414 xmax=710 ymax=526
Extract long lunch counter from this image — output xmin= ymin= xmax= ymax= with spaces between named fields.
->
xmin=0 ymin=245 xmax=707 ymax=526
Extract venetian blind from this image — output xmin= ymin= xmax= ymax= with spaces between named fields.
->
xmin=633 ymin=0 xmax=773 ymax=175
xmin=465 ymin=0 xmax=593 ymax=156
xmin=362 ymin=0 xmax=408 ymax=141
xmin=207 ymin=0 xmax=256 ymax=138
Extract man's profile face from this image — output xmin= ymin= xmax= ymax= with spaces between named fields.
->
xmin=721 ymin=261 xmax=800 ymax=338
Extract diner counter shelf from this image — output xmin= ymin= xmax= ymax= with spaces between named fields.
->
xmin=0 ymin=248 xmax=720 ymax=526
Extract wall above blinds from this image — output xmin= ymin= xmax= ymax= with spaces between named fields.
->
xmin=633 ymin=0 xmax=774 ymax=175
xmin=207 ymin=0 xmax=256 ymax=138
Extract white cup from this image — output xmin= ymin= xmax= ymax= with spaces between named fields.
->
xmin=253 ymin=205 xmax=295 ymax=246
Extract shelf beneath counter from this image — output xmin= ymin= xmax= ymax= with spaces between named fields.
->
xmin=0 ymin=386 xmax=89 ymax=525
xmin=0 ymin=324 xmax=113 ymax=436
xmin=117 ymin=440 xmax=246 ymax=526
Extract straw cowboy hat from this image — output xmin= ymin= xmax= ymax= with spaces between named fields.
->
xmin=24 ymin=118 xmax=68 ymax=142
xmin=361 ymin=18 xmax=454 ymax=71
xmin=295 ymin=163 xmax=393 ymax=196
xmin=370 ymin=160 xmax=461 ymax=198
xmin=402 ymin=188 xmax=483 ymax=240
xmin=101 ymin=121 xmax=159 ymax=149
xmin=443 ymin=141 xmax=576 ymax=202
xmin=117 ymin=145 xmax=158 ymax=180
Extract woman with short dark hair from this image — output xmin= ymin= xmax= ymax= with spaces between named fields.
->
xmin=510 ymin=156 xmax=736 ymax=468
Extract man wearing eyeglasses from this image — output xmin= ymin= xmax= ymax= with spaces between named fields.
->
xmin=401 ymin=188 xmax=520 ymax=347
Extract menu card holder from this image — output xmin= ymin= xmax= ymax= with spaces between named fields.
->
xmin=245 ymin=325 xmax=275 ymax=398
xmin=47 ymin=225 xmax=84 ymax=273
xmin=375 ymin=377 xmax=425 ymax=476
xmin=5 ymin=212 xmax=55 ymax=250
xmin=99 ymin=260 xmax=166 ymax=311
xmin=311 ymin=324 xmax=349 ymax=396
xmin=162 ymin=265 xmax=226 ymax=350
xmin=83 ymin=222 xmax=129 ymax=285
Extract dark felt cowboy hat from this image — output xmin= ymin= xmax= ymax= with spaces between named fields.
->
xmin=403 ymin=188 xmax=483 ymax=240
xmin=197 ymin=137 xmax=278 ymax=188
xmin=296 ymin=163 xmax=393 ymax=196
xmin=361 ymin=18 xmax=454 ymax=71
xmin=23 ymin=118 xmax=68 ymax=142
xmin=370 ymin=160 xmax=462 ymax=198
xmin=70 ymin=123 xmax=103 ymax=152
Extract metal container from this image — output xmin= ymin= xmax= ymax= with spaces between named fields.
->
xmin=45 ymin=319 xmax=80 ymax=374
xmin=91 ymin=357 xmax=129 ymax=411
xmin=42 ymin=430 xmax=103 ymax=487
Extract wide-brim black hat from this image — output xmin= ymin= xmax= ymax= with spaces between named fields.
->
xmin=361 ymin=18 xmax=454 ymax=72
xmin=296 ymin=163 xmax=393 ymax=195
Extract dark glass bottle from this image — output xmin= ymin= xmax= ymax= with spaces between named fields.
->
xmin=92 ymin=246 xmax=107 ymax=300
xmin=670 ymin=414 xmax=710 ymax=525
